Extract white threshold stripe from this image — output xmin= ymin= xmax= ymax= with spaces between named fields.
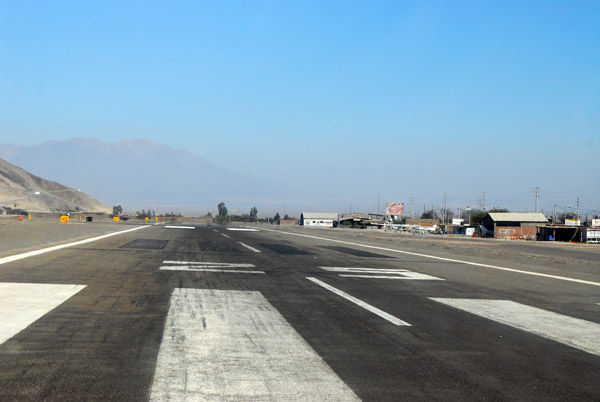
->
xmin=431 ymin=298 xmax=600 ymax=357
xmin=307 ymin=277 xmax=411 ymax=326
xmin=320 ymin=267 xmax=410 ymax=273
xmin=164 ymin=225 xmax=195 ymax=229
xmin=340 ymin=274 xmax=444 ymax=280
xmin=239 ymin=242 xmax=261 ymax=253
xmin=221 ymin=233 xmax=231 ymax=238
xmin=0 ymin=225 xmax=149 ymax=266
xmin=227 ymin=228 xmax=259 ymax=231
xmin=256 ymin=227 xmax=600 ymax=288
xmin=0 ymin=283 xmax=86 ymax=344
xmin=150 ymin=288 xmax=360 ymax=401
xmin=160 ymin=266 xmax=265 ymax=274
xmin=163 ymin=260 xmax=255 ymax=267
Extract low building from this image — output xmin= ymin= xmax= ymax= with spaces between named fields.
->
xmin=482 ymin=212 xmax=548 ymax=240
xmin=300 ymin=212 xmax=339 ymax=228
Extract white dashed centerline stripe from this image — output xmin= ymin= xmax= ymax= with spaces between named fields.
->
xmin=255 ymin=227 xmax=600 ymax=288
xmin=0 ymin=225 xmax=149 ymax=266
xmin=221 ymin=233 xmax=231 ymax=239
xmin=164 ymin=226 xmax=195 ymax=230
xmin=430 ymin=298 xmax=600 ymax=357
xmin=149 ymin=288 xmax=360 ymax=401
xmin=307 ymin=277 xmax=411 ymax=326
xmin=227 ymin=228 xmax=259 ymax=232
xmin=239 ymin=242 xmax=261 ymax=253
xmin=0 ymin=283 xmax=86 ymax=345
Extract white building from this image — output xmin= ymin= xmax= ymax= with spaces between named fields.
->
xmin=300 ymin=212 xmax=339 ymax=228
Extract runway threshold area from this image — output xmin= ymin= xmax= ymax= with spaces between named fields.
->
xmin=0 ymin=224 xmax=598 ymax=401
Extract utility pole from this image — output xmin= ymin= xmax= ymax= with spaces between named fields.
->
xmin=553 ymin=203 xmax=557 ymax=224
xmin=410 ymin=198 xmax=414 ymax=219
xmin=482 ymin=192 xmax=486 ymax=211
xmin=535 ymin=187 xmax=539 ymax=213
xmin=443 ymin=194 xmax=447 ymax=223
xmin=576 ymin=197 xmax=580 ymax=220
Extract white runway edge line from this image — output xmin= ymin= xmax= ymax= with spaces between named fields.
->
xmin=254 ymin=227 xmax=600 ymax=288
xmin=0 ymin=283 xmax=86 ymax=345
xmin=307 ymin=277 xmax=411 ymax=326
xmin=0 ymin=225 xmax=149 ymax=266
xmin=149 ymin=288 xmax=360 ymax=401
xmin=431 ymin=298 xmax=600 ymax=357
xmin=239 ymin=242 xmax=261 ymax=253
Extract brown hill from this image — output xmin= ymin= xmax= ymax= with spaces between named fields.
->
xmin=0 ymin=157 xmax=111 ymax=214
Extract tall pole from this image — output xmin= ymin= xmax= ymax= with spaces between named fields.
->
xmin=535 ymin=187 xmax=539 ymax=213
xmin=443 ymin=194 xmax=447 ymax=223
xmin=482 ymin=192 xmax=486 ymax=211
xmin=553 ymin=203 xmax=557 ymax=224
xmin=410 ymin=198 xmax=414 ymax=219
xmin=576 ymin=197 xmax=580 ymax=220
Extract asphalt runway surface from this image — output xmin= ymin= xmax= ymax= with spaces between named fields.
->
xmin=0 ymin=223 xmax=599 ymax=401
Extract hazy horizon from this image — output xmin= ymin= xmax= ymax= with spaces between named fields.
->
xmin=1 ymin=2 xmax=598 ymax=216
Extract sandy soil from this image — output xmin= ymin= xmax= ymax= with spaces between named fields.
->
xmin=0 ymin=214 xmax=147 ymax=258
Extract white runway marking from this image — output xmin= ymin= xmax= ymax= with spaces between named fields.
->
xmin=220 ymin=233 xmax=231 ymax=238
xmin=320 ymin=266 xmax=443 ymax=280
xmin=307 ymin=277 xmax=411 ymax=326
xmin=150 ymin=288 xmax=360 ymax=401
xmin=257 ymin=228 xmax=600 ymax=288
xmin=0 ymin=283 xmax=86 ymax=345
xmin=0 ymin=225 xmax=148 ymax=266
xmin=164 ymin=225 xmax=195 ymax=230
xmin=227 ymin=228 xmax=259 ymax=231
xmin=239 ymin=242 xmax=261 ymax=253
xmin=160 ymin=267 xmax=265 ymax=274
xmin=160 ymin=261 xmax=264 ymax=274
xmin=431 ymin=298 xmax=600 ymax=357
xmin=163 ymin=260 xmax=254 ymax=266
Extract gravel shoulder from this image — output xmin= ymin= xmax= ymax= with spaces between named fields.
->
xmin=0 ymin=215 xmax=149 ymax=258
xmin=250 ymin=224 xmax=600 ymax=271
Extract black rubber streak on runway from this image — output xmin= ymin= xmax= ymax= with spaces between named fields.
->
xmin=119 ymin=239 xmax=169 ymax=250
xmin=320 ymin=246 xmax=394 ymax=258
xmin=197 ymin=241 xmax=240 ymax=253
xmin=258 ymin=243 xmax=313 ymax=255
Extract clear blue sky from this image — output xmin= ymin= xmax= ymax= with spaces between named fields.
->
xmin=1 ymin=1 xmax=599 ymax=215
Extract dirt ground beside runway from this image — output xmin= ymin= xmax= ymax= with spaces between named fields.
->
xmin=249 ymin=223 xmax=600 ymax=270
xmin=0 ymin=214 xmax=151 ymax=257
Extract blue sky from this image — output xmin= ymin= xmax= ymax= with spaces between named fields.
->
xmin=1 ymin=1 xmax=599 ymax=215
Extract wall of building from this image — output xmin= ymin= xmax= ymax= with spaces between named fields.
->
xmin=303 ymin=219 xmax=334 ymax=227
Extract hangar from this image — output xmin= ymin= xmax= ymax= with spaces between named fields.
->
xmin=481 ymin=212 xmax=548 ymax=240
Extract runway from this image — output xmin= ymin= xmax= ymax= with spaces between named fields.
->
xmin=0 ymin=223 xmax=598 ymax=401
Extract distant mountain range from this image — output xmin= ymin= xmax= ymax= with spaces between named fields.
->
xmin=0 ymin=138 xmax=307 ymax=213
xmin=0 ymin=157 xmax=110 ymax=213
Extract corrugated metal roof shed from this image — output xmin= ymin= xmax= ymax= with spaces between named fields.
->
xmin=487 ymin=212 xmax=548 ymax=223
xmin=301 ymin=212 xmax=339 ymax=220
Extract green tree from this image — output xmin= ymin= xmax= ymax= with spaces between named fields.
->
xmin=249 ymin=206 xmax=258 ymax=221
xmin=218 ymin=202 xmax=228 ymax=217
xmin=273 ymin=212 xmax=281 ymax=222
xmin=420 ymin=209 xmax=435 ymax=219
xmin=112 ymin=205 xmax=123 ymax=215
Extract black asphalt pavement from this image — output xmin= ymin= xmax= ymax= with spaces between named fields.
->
xmin=0 ymin=223 xmax=598 ymax=401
